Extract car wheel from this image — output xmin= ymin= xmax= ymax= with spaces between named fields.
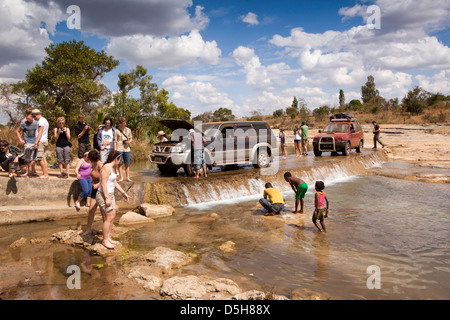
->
xmin=255 ymin=149 xmax=270 ymax=168
xmin=313 ymin=147 xmax=322 ymax=156
xmin=356 ymin=140 xmax=363 ymax=153
xmin=158 ymin=164 xmax=180 ymax=175
xmin=183 ymin=164 xmax=194 ymax=176
xmin=342 ymin=142 xmax=351 ymax=156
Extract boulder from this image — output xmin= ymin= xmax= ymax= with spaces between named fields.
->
xmin=50 ymin=229 xmax=83 ymax=245
xmin=119 ymin=211 xmax=154 ymax=225
xmin=141 ymin=247 xmax=192 ymax=275
xmin=138 ymin=203 xmax=174 ymax=218
xmin=218 ymin=241 xmax=236 ymax=253
xmin=126 ymin=266 xmax=163 ymax=291
xmin=160 ymin=275 xmax=241 ymax=300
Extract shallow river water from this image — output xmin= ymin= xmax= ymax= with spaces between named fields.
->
xmin=0 ymin=160 xmax=449 ymax=300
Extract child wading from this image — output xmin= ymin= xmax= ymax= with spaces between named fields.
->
xmin=312 ymin=181 xmax=329 ymax=232
xmin=284 ymin=172 xmax=308 ymax=214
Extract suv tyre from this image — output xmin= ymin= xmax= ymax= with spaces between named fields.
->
xmin=342 ymin=141 xmax=351 ymax=156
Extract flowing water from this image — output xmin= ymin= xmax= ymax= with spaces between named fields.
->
xmin=0 ymin=155 xmax=449 ymax=300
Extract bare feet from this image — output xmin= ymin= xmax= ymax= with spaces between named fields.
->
xmin=75 ymin=201 xmax=81 ymax=210
xmin=109 ymin=238 xmax=119 ymax=245
xmin=102 ymin=241 xmax=115 ymax=249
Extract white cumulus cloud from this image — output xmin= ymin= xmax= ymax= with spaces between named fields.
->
xmin=107 ymin=30 xmax=221 ymax=68
xmin=241 ymin=12 xmax=259 ymax=26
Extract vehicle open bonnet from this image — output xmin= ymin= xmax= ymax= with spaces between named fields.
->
xmin=159 ymin=119 xmax=194 ymax=131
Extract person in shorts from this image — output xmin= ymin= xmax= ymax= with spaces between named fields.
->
xmin=114 ymin=117 xmax=133 ymax=182
xmin=284 ymin=171 xmax=308 ymax=214
xmin=300 ymin=122 xmax=308 ymax=156
xmin=32 ymin=109 xmax=49 ymax=179
xmin=16 ymin=108 xmax=38 ymax=176
xmin=96 ymin=117 xmax=115 ymax=163
xmin=312 ymin=181 xmax=329 ymax=232
xmin=96 ymin=150 xmax=130 ymax=249
xmin=53 ymin=117 xmax=71 ymax=177
xmin=189 ymin=128 xmax=207 ymax=178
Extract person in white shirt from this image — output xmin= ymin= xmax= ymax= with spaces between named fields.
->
xmin=31 ymin=109 xmax=49 ymax=179
xmin=96 ymin=117 xmax=115 ymax=163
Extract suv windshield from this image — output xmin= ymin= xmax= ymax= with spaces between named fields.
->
xmin=322 ymin=123 xmax=349 ymax=133
xmin=202 ymin=123 xmax=220 ymax=139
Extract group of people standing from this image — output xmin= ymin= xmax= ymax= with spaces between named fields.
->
xmin=0 ymin=110 xmax=133 ymax=249
xmin=279 ymin=122 xmax=309 ymax=160
xmin=71 ymin=115 xmax=134 ymax=222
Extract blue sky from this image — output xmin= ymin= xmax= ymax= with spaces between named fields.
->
xmin=1 ymin=0 xmax=449 ymax=124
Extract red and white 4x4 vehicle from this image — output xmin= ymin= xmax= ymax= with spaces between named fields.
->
xmin=313 ymin=113 xmax=364 ymax=156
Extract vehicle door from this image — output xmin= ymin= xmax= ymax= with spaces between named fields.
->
xmin=234 ymin=124 xmax=253 ymax=163
xmin=349 ymin=123 xmax=358 ymax=147
xmin=215 ymin=124 xmax=235 ymax=165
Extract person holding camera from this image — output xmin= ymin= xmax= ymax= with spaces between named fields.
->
xmin=54 ymin=117 xmax=71 ymax=177
xmin=75 ymin=113 xmax=92 ymax=159
xmin=114 ymin=116 xmax=133 ymax=182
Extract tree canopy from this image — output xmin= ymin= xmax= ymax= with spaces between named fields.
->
xmin=361 ymin=75 xmax=379 ymax=104
xmin=23 ymin=40 xmax=119 ymax=125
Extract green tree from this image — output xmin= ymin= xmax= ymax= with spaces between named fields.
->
xmin=286 ymin=107 xmax=297 ymax=119
xmin=361 ymin=75 xmax=379 ymax=103
xmin=339 ymin=89 xmax=346 ymax=109
xmin=273 ymin=109 xmax=284 ymax=118
xmin=108 ymin=65 xmax=158 ymax=131
xmin=348 ymin=99 xmax=363 ymax=111
xmin=291 ymin=96 xmax=298 ymax=110
xmin=106 ymin=66 xmax=190 ymax=136
xmin=402 ymin=86 xmax=430 ymax=115
xmin=313 ymin=105 xmax=330 ymax=121
xmin=213 ymin=107 xmax=235 ymax=121
xmin=24 ymin=40 xmax=119 ymax=125
xmin=192 ymin=111 xmax=214 ymax=122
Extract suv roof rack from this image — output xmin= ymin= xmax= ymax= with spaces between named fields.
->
xmin=329 ymin=113 xmax=357 ymax=122
xmin=330 ymin=118 xmax=356 ymax=122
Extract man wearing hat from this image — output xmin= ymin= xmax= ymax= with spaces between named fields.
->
xmin=32 ymin=109 xmax=49 ymax=179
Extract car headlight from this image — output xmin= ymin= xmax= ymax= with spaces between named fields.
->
xmin=171 ymin=143 xmax=185 ymax=153
xmin=152 ymin=146 xmax=157 ymax=152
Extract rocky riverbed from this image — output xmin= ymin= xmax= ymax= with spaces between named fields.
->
xmin=1 ymin=208 xmax=330 ymax=300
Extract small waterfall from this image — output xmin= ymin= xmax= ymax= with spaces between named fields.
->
xmin=142 ymin=152 xmax=388 ymax=207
